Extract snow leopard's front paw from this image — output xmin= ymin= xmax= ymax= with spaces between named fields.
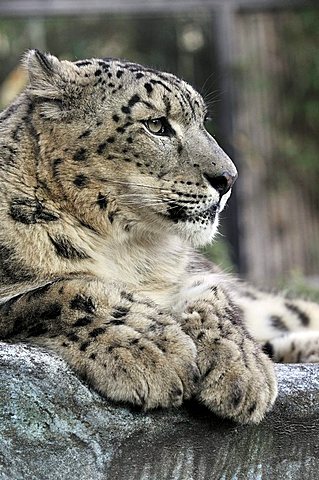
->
xmin=50 ymin=310 xmax=199 ymax=411
xmin=197 ymin=335 xmax=277 ymax=424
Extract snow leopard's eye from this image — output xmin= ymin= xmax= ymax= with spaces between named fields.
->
xmin=146 ymin=118 xmax=164 ymax=134
xmin=143 ymin=117 xmax=173 ymax=136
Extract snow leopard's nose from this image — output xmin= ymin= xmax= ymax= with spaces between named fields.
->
xmin=203 ymin=171 xmax=238 ymax=196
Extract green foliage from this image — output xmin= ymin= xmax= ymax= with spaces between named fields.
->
xmin=278 ymin=8 xmax=319 ymax=204
xmin=278 ymin=270 xmax=319 ymax=303
xmin=201 ymin=237 xmax=236 ymax=273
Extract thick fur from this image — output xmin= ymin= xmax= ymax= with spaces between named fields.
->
xmin=0 ymin=51 xmax=317 ymax=423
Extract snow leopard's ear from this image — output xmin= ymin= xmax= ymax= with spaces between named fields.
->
xmin=23 ymin=50 xmax=81 ymax=119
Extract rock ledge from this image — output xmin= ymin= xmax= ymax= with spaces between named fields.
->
xmin=0 ymin=342 xmax=318 ymax=479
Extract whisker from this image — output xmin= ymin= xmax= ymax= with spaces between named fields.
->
xmin=200 ymin=72 xmax=217 ymax=96
xmin=123 ymin=203 xmax=165 ymax=210
xmin=119 ymin=198 xmax=163 ymax=205
xmin=96 ymin=177 xmax=171 ymax=192
xmin=117 ymin=193 xmax=161 ymax=198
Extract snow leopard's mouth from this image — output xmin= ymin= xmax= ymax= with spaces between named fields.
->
xmin=165 ymin=201 xmax=219 ymax=224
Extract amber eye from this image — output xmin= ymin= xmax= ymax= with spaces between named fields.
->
xmin=145 ymin=118 xmax=165 ymax=134
xmin=143 ymin=116 xmax=175 ymax=137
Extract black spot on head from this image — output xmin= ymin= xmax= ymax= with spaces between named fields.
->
xmin=127 ymin=137 xmax=133 ymax=144
xmin=112 ymin=114 xmax=120 ymax=122
xmin=116 ymin=127 xmax=125 ymax=134
xmin=135 ymin=72 xmax=144 ymax=79
xmin=97 ymin=143 xmax=107 ymax=155
xmin=128 ymin=94 xmax=140 ymax=107
xmin=89 ymin=353 xmax=96 ymax=360
xmin=94 ymin=69 xmax=102 ymax=76
xmin=150 ymin=79 xmax=172 ymax=93
xmin=144 ymin=83 xmax=153 ymax=94
xmin=70 ymin=294 xmax=95 ymax=314
xmin=73 ymin=148 xmax=87 ymax=162
xmin=73 ymin=174 xmax=89 ymax=188
xmin=97 ymin=193 xmax=108 ymax=210
xmin=116 ymin=70 xmax=124 ymax=78
xmin=107 ymin=137 xmax=115 ymax=143
xmin=76 ymin=60 xmax=92 ymax=67
xmin=78 ymin=129 xmax=91 ymax=139
xmin=121 ymin=106 xmax=130 ymax=114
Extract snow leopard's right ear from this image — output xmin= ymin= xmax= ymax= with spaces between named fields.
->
xmin=24 ymin=49 xmax=79 ymax=100
xmin=23 ymin=50 xmax=84 ymax=119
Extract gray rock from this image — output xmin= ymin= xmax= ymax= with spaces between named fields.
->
xmin=0 ymin=342 xmax=318 ymax=480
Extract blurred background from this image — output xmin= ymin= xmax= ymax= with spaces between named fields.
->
xmin=0 ymin=0 xmax=318 ymax=297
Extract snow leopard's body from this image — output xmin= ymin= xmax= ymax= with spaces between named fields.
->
xmin=0 ymin=50 xmax=318 ymax=423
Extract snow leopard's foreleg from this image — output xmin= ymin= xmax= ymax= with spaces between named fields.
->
xmin=175 ymin=273 xmax=277 ymax=424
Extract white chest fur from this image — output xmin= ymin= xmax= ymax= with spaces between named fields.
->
xmin=89 ymin=232 xmax=190 ymax=310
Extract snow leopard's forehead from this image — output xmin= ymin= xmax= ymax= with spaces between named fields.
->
xmin=73 ymin=57 xmax=207 ymax=124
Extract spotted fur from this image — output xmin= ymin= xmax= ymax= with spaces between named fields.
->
xmin=0 ymin=50 xmax=318 ymax=424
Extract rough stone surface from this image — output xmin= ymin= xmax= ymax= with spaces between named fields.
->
xmin=0 ymin=342 xmax=318 ymax=480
